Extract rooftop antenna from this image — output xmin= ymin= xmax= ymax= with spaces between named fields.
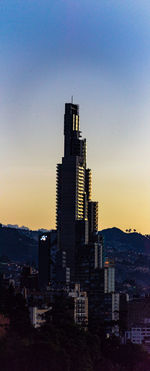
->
xmin=71 ymin=95 xmax=73 ymax=104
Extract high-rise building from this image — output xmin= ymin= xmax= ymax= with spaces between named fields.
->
xmin=55 ymin=250 xmax=70 ymax=287
xmin=104 ymin=259 xmax=115 ymax=294
xmin=56 ymin=103 xmax=99 ymax=280
xmin=55 ymin=103 xmax=119 ymax=333
xmin=38 ymin=230 xmax=57 ymax=287
xmin=68 ymin=283 xmax=88 ymax=330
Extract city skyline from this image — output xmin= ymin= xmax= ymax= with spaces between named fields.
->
xmin=1 ymin=1 xmax=150 ymax=234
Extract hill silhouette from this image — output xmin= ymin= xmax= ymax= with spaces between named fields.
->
xmin=101 ymin=227 xmax=150 ymax=255
xmin=0 ymin=226 xmax=38 ymax=264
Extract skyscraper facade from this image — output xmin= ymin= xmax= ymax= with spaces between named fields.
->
xmin=56 ymin=103 xmax=99 ymax=280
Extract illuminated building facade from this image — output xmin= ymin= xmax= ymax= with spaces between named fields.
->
xmin=56 ymin=103 xmax=99 ymax=280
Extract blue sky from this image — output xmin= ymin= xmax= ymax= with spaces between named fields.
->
xmin=1 ymin=0 xmax=150 ymax=232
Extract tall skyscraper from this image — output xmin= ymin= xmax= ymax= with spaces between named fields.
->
xmin=56 ymin=103 xmax=99 ymax=280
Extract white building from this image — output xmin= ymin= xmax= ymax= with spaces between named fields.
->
xmin=68 ymin=284 xmax=88 ymax=329
xmin=29 ymin=306 xmax=51 ymax=328
xmin=124 ymin=325 xmax=150 ymax=354
xmin=104 ymin=260 xmax=115 ymax=294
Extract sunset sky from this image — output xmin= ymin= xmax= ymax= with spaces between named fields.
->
xmin=1 ymin=0 xmax=150 ymax=233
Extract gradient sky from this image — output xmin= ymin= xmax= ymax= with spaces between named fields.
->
xmin=1 ymin=0 xmax=150 ymax=233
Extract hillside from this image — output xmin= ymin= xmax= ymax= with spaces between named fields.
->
xmin=101 ymin=227 xmax=150 ymax=294
xmin=0 ymin=226 xmax=38 ymax=264
xmin=101 ymin=227 xmax=150 ymax=255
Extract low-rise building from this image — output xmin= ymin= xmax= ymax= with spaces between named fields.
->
xmin=29 ymin=306 xmax=52 ymax=328
xmin=124 ymin=325 xmax=150 ymax=354
xmin=123 ymin=296 xmax=150 ymax=353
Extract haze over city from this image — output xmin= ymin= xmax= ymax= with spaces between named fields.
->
xmin=1 ymin=0 xmax=150 ymax=233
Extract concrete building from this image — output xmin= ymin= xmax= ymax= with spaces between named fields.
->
xmin=104 ymin=259 xmax=115 ymax=294
xmin=88 ymin=259 xmax=116 ymax=329
xmin=29 ymin=306 xmax=52 ymax=328
xmin=122 ymin=296 xmax=150 ymax=353
xmin=124 ymin=324 xmax=150 ymax=354
xmin=68 ymin=284 xmax=88 ymax=329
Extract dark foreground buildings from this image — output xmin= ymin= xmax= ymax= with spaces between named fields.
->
xmin=39 ymin=230 xmax=57 ymax=287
